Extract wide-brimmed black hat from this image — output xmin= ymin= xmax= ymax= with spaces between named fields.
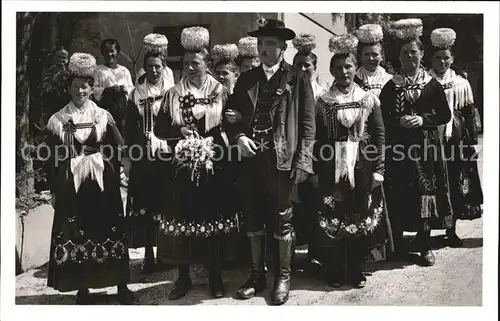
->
xmin=248 ymin=18 xmax=296 ymax=41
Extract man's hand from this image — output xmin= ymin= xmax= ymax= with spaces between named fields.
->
xmin=290 ymin=168 xmax=309 ymax=185
xmin=237 ymin=136 xmax=257 ymax=158
xmin=400 ymin=115 xmax=423 ymax=129
xmin=224 ymin=109 xmax=242 ymax=124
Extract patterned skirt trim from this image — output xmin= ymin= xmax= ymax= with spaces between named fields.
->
xmin=317 ymin=192 xmax=384 ymax=240
xmin=52 ymin=233 xmax=128 ymax=266
xmin=159 ymin=212 xmax=242 ymax=238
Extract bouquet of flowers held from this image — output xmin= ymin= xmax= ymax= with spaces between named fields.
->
xmin=174 ymin=130 xmax=215 ymax=186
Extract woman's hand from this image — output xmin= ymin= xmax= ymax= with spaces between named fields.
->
xmin=181 ymin=126 xmax=195 ymax=138
xmin=237 ymin=136 xmax=257 ymax=158
xmin=122 ymin=157 xmax=132 ymax=178
xmin=51 ymin=193 xmax=56 ymax=209
xmin=224 ymin=109 xmax=242 ymax=124
xmin=371 ymin=172 xmax=384 ymax=190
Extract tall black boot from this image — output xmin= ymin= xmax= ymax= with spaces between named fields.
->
xmin=270 ymin=233 xmax=293 ymax=305
xmin=270 ymin=208 xmax=294 ymax=305
xmin=168 ymin=265 xmax=192 ymax=300
xmin=236 ymin=233 xmax=266 ymax=299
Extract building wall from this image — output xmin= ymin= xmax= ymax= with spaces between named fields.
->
xmin=69 ymin=12 xmax=279 ymax=81
xmin=282 ymin=13 xmax=346 ymax=89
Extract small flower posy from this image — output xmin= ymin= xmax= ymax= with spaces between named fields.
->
xmin=174 ymin=133 xmax=216 ymax=186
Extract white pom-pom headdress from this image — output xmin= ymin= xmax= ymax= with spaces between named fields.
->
xmin=355 ymin=24 xmax=384 ymax=45
xmin=329 ymin=34 xmax=359 ymax=55
xmin=389 ymin=18 xmax=423 ymax=41
xmin=181 ymin=26 xmax=210 ymax=52
xmin=292 ymin=33 xmax=317 ymax=53
xmin=238 ymin=36 xmax=259 ymax=58
xmin=212 ymin=44 xmax=239 ymax=63
xmin=68 ymin=53 xmax=96 ymax=77
xmin=431 ymin=28 xmax=456 ymax=49
xmin=143 ymin=33 xmax=169 ymax=53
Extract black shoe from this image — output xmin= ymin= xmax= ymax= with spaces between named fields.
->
xmin=209 ymin=269 xmax=226 ymax=299
xmin=446 ymin=231 xmax=463 ymax=248
xmin=236 ymin=274 xmax=266 ymax=299
xmin=326 ymin=270 xmax=344 ymax=288
xmin=75 ymin=289 xmax=90 ymax=305
xmin=168 ymin=277 xmax=192 ymax=300
xmin=420 ymin=250 xmax=436 ymax=266
xmin=348 ymin=272 xmax=367 ymax=288
xmin=140 ymin=258 xmax=157 ymax=274
xmin=117 ymin=286 xmax=138 ymax=305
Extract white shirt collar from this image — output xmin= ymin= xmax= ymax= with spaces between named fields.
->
xmin=262 ymin=59 xmax=282 ymax=79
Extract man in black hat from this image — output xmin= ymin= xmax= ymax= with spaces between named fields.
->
xmin=225 ymin=18 xmax=315 ymax=305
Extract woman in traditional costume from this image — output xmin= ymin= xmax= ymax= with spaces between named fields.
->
xmin=122 ymin=35 xmax=175 ymax=273
xmin=290 ymin=33 xmax=326 ymax=273
xmin=45 ymin=53 xmax=135 ymax=304
xmin=429 ymin=28 xmax=483 ymax=246
xmin=236 ymin=36 xmax=261 ymax=73
xmin=153 ymin=26 xmax=239 ymax=300
xmin=354 ymin=23 xmax=395 ymax=263
xmin=212 ymin=43 xmax=240 ymax=95
xmin=355 ymin=24 xmax=393 ymax=97
xmin=136 ymin=33 xmax=176 ymax=88
xmin=313 ymin=34 xmax=388 ymax=288
xmin=380 ymin=19 xmax=453 ymax=266
xmin=93 ymin=38 xmax=135 ymax=135
xmin=293 ymin=33 xmax=327 ymax=102
xmin=41 ymin=47 xmax=71 ymax=124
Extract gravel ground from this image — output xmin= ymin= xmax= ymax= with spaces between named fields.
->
xmin=15 ymin=218 xmax=483 ymax=306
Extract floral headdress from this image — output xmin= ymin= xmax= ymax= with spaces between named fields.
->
xmin=292 ymin=33 xmax=317 ymax=54
xmin=143 ymin=33 xmax=169 ymax=53
xmin=355 ymin=24 xmax=384 ymax=45
xmin=181 ymin=26 xmax=210 ymax=52
xmin=389 ymin=18 xmax=423 ymax=41
xmin=431 ymin=28 xmax=456 ymax=50
xmin=68 ymin=53 xmax=96 ymax=77
xmin=329 ymin=34 xmax=359 ymax=56
xmin=212 ymin=44 xmax=239 ymax=64
xmin=237 ymin=36 xmax=259 ymax=58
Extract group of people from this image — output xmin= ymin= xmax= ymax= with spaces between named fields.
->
xmin=41 ymin=17 xmax=483 ymax=305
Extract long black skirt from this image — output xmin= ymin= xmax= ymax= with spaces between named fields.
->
xmin=47 ymin=162 xmax=129 ymax=292
xmin=156 ymin=160 xmax=241 ymax=265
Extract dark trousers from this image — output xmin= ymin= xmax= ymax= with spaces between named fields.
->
xmin=238 ymin=150 xmax=295 ymax=238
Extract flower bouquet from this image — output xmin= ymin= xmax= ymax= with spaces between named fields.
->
xmin=174 ymin=131 xmax=215 ymax=186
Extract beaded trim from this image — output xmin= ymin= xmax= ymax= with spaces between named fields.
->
xmin=159 ymin=213 xmax=241 ymax=238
